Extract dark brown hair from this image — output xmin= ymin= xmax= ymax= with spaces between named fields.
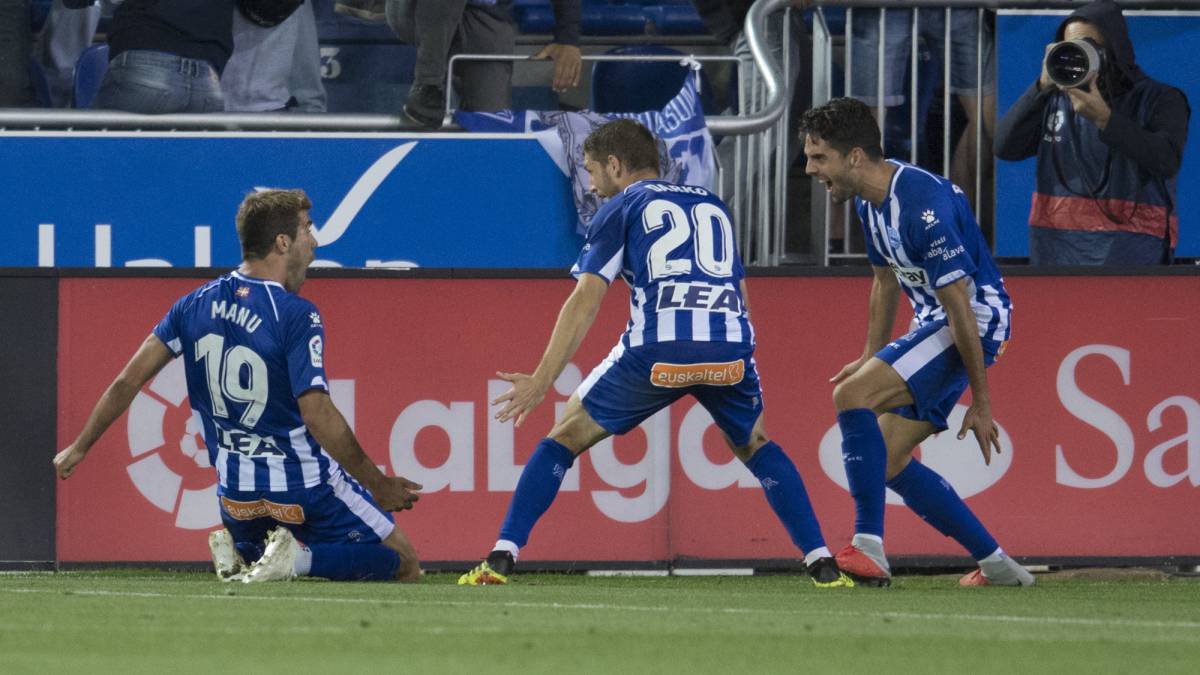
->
xmin=582 ymin=119 xmax=660 ymax=172
xmin=799 ymin=97 xmax=884 ymax=159
xmin=235 ymin=189 xmax=312 ymax=261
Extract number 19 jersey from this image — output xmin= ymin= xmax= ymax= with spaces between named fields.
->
xmin=571 ymin=180 xmax=753 ymax=348
xmin=153 ymin=271 xmax=339 ymax=493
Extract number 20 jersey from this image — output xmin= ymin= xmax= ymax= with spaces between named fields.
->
xmin=153 ymin=271 xmax=339 ymax=493
xmin=571 ymin=180 xmax=754 ymax=349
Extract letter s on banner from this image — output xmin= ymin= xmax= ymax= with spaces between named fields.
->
xmin=1055 ymin=345 xmax=1135 ymax=488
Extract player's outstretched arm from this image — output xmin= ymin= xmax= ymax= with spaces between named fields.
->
xmin=493 ymin=272 xmax=608 ymax=427
xmin=935 ymin=277 xmax=1000 ymax=465
xmin=831 ymin=266 xmax=900 ymax=383
xmin=54 ymin=334 xmax=175 ymax=480
xmin=297 ymin=390 xmax=422 ymax=512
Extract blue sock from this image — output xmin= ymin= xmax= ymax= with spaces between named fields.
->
xmin=498 ymin=438 xmax=576 ymax=548
xmin=837 ymin=408 xmax=888 ymax=538
xmin=887 ymin=460 xmax=999 ymax=560
xmin=307 ymin=543 xmax=401 ymax=581
xmin=744 ymin=441 xmax=827 ymax=554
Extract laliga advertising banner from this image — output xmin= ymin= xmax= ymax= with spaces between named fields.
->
xmin=57 ymin=275 xmax=1199 ymax=563
xmin=0 ymin=133 xmax=581 ymax=269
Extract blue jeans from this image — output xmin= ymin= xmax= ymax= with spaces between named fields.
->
xmin=95 ymin=49 xmax=225 ymax=114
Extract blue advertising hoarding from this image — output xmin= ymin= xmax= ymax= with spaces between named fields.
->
xmin=0 ymin=132 xmax=582 ymax=269
xmin=996 ymin=10 xmax=1200 ymax=258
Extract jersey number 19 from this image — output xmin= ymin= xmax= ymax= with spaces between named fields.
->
xmin=195 ymin=333 xmax=269 ymax=428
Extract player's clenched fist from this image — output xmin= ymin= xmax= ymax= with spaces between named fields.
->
xmin=53 ymin=444 xmax=88 ymax=480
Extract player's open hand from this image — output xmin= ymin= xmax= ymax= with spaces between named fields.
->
xmin=53 ymin=444 xmax=87 ymax=480
xmin=958 ymin=402 xmax=1001 ymax=466
xmin=830 ymin=356 xmax=869 ymax=384
xmin=492 ymin=371 xmax=548 ymax=428
xmin=533 ymin=43 xmax=582 ymax=92
xmin=375 ymin=476 xmax=422 ymax=512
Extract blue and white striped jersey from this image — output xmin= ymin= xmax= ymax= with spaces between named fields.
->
xmin=858 ymin=160 xmax=1012 ymax=343
xmin=571 ymin=180 xmax=753 ymax=348
xmin=153 ymin=271 xmax=339 ymax=493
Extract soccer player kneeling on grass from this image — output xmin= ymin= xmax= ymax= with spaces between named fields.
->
xmin=802 ymin=98 xmax=1034 ymax=588
xmin=459 ymin=119 xmax=852 ymax=588
xmin=54 ymin=189 xmax=423 ymax=583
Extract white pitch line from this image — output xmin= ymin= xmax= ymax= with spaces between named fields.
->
xmin=3 ymin=586 xmax=1199 ymax=634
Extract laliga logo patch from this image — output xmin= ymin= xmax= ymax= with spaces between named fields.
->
xmin=817 ymin=404 xmax=1013 ymax=503
xmin=309 ymin=335 xmax=324 ymax=368
xmin=125 ymin=358 xmax=221 ymax=529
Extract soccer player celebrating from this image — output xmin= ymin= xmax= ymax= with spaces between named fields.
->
xmin=459 ymin=119 xmax=851 ymax=588
xmin=802 ymin=98 xmax=1033 ymax=587
xmin=53 ymin=190 xmax=423 ymax=583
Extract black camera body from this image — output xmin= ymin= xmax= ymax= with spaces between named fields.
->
xmin=1045 ymin=38 xmax=1107 ymax=89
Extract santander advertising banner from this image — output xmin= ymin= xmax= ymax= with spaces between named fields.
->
xmin=56 ymin=275 xmax=1200 ymax=563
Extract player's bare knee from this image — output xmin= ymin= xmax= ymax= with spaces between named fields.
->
xmin=885 ymin=453 xmax=912 ymax=481
xmin=732 ymin=432 xmax=769 ymax=463
xmin=833 ymin=378 xmax=868 ymax=411
xmin=547 ymin=426 xmax=589 ymax=455
xmin=384 ymin=529 xmax=420 ymax=583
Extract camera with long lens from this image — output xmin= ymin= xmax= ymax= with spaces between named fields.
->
xmin=1045 ymin=38 xmax=1106 ymax=89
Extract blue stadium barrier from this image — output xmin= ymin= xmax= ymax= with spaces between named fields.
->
xmin=72 ymin=43 xmax=108 ymax=110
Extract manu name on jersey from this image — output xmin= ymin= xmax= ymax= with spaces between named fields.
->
xmin=571 ymin=180 xmax=754 ymax=348
xmin=857 ymin=161 xmax=1012 ymax=343
xmin=153 ymin=271 xmax=339 ymax=493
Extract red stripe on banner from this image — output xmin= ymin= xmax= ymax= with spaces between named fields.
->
xmin=56 ymin=276 xmax=1200 ymax=562
xmin=1030 ymin=193 xmax=1178 ymax=245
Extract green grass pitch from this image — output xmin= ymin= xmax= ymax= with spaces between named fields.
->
xmin=1 ymin=570 xmax=1198 ymax=674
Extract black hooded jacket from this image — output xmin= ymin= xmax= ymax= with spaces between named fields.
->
xmin=994 ymin=0 xmax=1189 ymax=178
xmin=993 ymin=0 xmax=1190 ymax=257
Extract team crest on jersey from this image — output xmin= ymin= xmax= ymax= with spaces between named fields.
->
xmin=235 ymin=286 xmax=250 ymax=298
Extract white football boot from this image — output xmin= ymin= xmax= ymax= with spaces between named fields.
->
xmin=961 ymin=553 xmax=1036 ymax=587
xmin=241 ymin=527 xmax=300 ymax=583
xmin=208 ymin=529 xmax=246 ymax=582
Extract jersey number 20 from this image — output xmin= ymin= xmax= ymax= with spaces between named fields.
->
xmin=642 ymin=199 xmax=736 ymax=281
xmin=195 ymin=333 xmax=268 ymax=428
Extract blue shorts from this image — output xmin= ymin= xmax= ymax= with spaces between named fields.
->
xmin=217 ymin=471 xmax=395 ymax=552
xmin=577 ymin=340 xmax=763 ymax=446
xmin=850 ymin=8 xmax=996 ymax=106
xmin=875 ymin=318 xmax=1005 ymax=431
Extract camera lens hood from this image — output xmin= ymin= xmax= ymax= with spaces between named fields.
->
xmin=1046 ymin=39 xmax=1104 ymax=89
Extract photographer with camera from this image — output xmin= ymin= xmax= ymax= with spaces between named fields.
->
xmin=994 ymin=0 xmax=1190 ymax=265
